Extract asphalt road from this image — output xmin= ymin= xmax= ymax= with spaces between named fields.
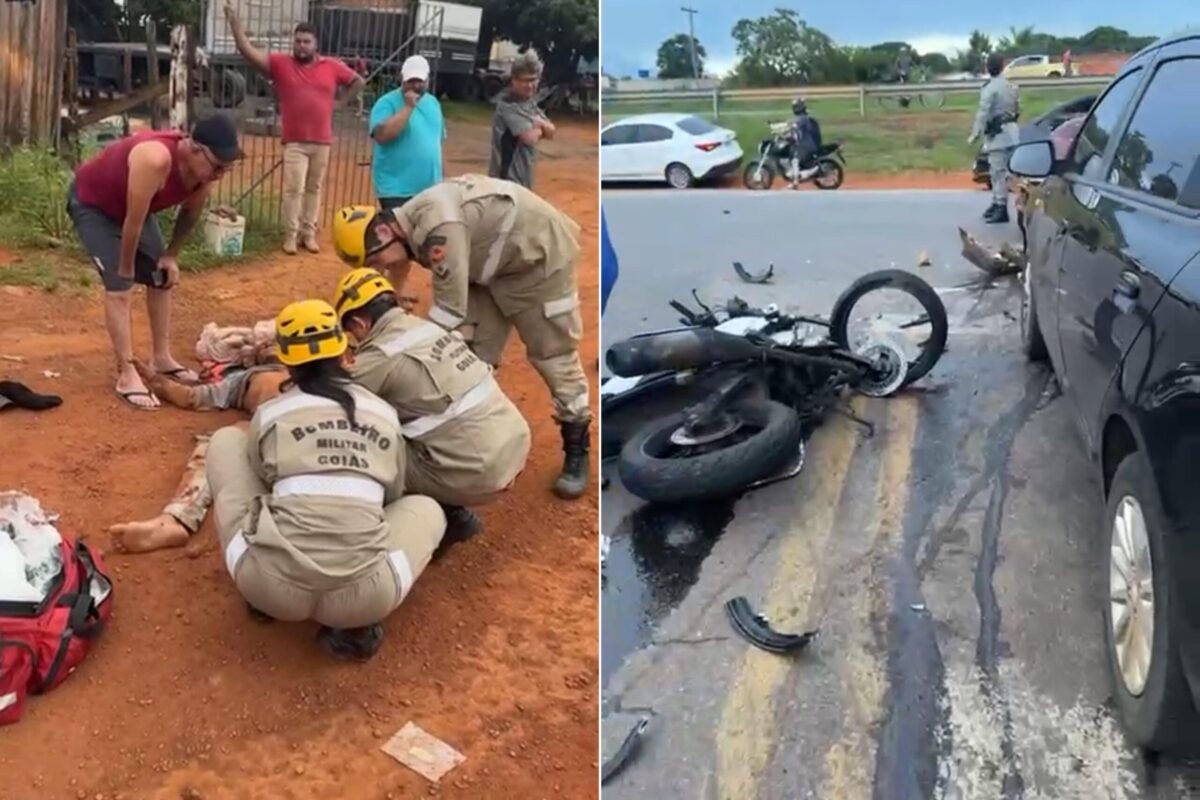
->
xmin=599 ymin=189 xmax=1200 ymax=799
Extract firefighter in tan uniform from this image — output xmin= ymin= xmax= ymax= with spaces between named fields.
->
xmin=333 ymin=267 xmax=531 ymax=540
xmin=332 ymin=174 xmax=591 ymax=500
xmin=205 ymin=299 xmax=447 ymax=662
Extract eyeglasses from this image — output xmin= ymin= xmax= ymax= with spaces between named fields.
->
xmin=199 ymin=146 xmax=233 ymax=176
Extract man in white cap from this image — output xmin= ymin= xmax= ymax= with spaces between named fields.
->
xmin=369 ymin=55 xmax=447 ymax=211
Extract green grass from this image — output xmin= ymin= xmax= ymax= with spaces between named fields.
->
xmin=0 ymin=147 xmax=282 ymax=290
xmin=603 ymin=87 xmax=1089 ymax=174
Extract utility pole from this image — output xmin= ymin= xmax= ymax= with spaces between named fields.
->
xmin=681 ymin=6 xmax=700 ymax=79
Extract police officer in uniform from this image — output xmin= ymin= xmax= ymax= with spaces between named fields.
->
xmin=206 ymin=299 xmax=447 ymax=661
xmin=969 ymin=52 xmax=1021 ymax=224
xmin=333 ymin=267 xmax=532 ymax=541
xmin=332 ymin=174 xmax=591 ymax=501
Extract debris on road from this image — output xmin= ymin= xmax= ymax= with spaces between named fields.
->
xmin=958 ymin=226 xmax=1022 ymax=277
xmin=910 ymin=602 xmax=927 ymax=612
xmin=380 ymin=722 xmax=466 ymax=783
xmin=41 ymin=370 xmax=60 ymax=379
xmin=724 ymin=596 xmax=819 ymax=655
xmin=0 ymin=355 xmax=25 ymax=364
xmin=732 ymin=261 xmax=775 ymax=284
xmin=918 ymin=250 xmax=932 ymax=267
xmin=601 ymin=716 xmax=650 ymax=785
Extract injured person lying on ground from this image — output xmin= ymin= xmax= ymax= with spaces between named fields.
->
xmin=207 ymin=299 xmax=447 ymax=661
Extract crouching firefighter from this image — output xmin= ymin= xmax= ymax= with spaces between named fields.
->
xmin=969 ymin=52 xmax=1020 ymax=224
xmin=205 ymin=299 xmax=447 ymax=662
xmin=333 ymin=267 xmax=532 ymax=542
xmin=332 ymin=174 xmax=592 ymax=500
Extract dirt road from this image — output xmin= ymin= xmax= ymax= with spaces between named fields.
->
xmin=0 ymin=119 xmax=599 ymax=800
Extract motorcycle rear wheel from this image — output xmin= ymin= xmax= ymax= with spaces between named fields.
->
xmin=618 ymin=399 xmax=802 ymax=504
xmin=743 ymin=160 xmax=775 ymax=190
xmin=814 ymin=159 xmax=844 ymax=190
xmin=829 ymin=269 xmax=948 ymax=386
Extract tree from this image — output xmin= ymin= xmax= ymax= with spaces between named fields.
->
xmin=656 ymin=33 xmax=706 ymax=79
xmin=727 ymin=8 xmax=843 ymax=87
xmin=968 ymin=30 xmax=992 ymax=56
xmin=476 ymin=0 xmax=598 ymax=83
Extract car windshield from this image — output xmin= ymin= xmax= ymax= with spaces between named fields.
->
xmin=677 ymin=116 xmax=717 ymax=136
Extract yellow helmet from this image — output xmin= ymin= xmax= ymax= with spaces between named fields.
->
xmin=332 ymin=205 xmax=378 ymax=267
xmin=274 ymin=299 xmax=348 ymax=367
xmin=334 ymin=267 xmax=395 ymax=318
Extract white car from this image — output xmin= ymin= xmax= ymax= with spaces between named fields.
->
xmin=600 ymin=113 xmax=743 ymax=189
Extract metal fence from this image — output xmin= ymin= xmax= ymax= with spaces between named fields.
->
xmin=602 ymin=74 xmax=1116 ymax=120
xmin=197 ymin=0 xmax=444 ymax=227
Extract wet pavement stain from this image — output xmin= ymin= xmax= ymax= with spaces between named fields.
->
xmin=601 ymin=495 xmax=736 ymax=689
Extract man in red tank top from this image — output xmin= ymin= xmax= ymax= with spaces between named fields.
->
xmin=224 ymin=0 xmax=364 ymax=255
xmin=67 ymin=113 xmax=242 ymax=409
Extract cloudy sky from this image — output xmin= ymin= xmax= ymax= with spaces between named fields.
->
xmin=600 ymin=0 xmax=1197 ymax=77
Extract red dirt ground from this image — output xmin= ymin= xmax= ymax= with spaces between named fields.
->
xmin=0 ymin=120 xmax=599 ymax=800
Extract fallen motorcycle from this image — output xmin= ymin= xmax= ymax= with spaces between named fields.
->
xmin=743 ymin=122 xmax=845 ymax=191
xmin=601 ymin=269 xmax=947 ymax=504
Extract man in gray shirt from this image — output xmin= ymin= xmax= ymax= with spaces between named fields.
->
xmin=489 ymin=50 xmax=555 ymax=189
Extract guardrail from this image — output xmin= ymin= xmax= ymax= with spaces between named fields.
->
xmin=603 ymin=74 xmax=1115 ymax=118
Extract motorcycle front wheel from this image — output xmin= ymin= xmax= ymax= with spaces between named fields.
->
xmin=813 ymin=158 xmax=844 ymax=190
xmin=829 ymin=269 xmax=948 ymax=386
xmin=742 ymin=160 xmax=775 ymax=190
xmin=618 ymin=399 xmax=802 ymax=504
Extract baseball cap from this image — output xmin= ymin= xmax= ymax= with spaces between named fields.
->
xmin=191 ymin=113 xmax=243 ymax=163
xmin=401 ymin=55 xmax=430 ymax=83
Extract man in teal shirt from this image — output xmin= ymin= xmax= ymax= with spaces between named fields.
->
xmin=369 ymin=55 xmax=446 ymax=211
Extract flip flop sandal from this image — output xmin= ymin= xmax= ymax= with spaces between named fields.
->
xmin=115 ymin=389 xmax=160 ymax=411
xmin=156 ymin=367 xmax=199 ymax=383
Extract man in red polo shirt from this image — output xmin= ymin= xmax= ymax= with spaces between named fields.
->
xmin=225 ymin=0 xmax=364 ymax=255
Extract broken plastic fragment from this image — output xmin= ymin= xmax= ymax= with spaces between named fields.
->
xmin=724 ymin=596 xmax=818 ymax=654
xmin=601 ymin=716 xmax=649 ymax=785
xmin=732 ymin=261 xmax=774 ymax=284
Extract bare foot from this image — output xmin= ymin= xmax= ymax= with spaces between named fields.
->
xmin=108 ymin=514 xmax=190 ymax=554
xmin=133 ymin=359 xmax=197 ymax=409
xmin=116 ymin=362 xmax=160 ymax=409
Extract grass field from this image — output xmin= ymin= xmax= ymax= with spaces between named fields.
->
xmin=601 ymin=87 xmax=1091 ymax=173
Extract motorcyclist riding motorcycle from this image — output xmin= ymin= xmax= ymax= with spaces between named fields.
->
xmin=788 ymin=97 xmax=823 ymax=190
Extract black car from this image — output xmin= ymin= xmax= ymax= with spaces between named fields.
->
xmin=1008 ymin=33 xmax=1200 ymax=755
xmin=971 ymin=93 xmax=1099 ymax=188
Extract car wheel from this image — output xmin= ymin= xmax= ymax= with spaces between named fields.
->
xmin=1104 ymin=452 xmax=1200 ymax=755
xmin=1020 ymin=259 xmax=1049 ymax=362
xmin=665 ymin=163 xmax=695 ymax=189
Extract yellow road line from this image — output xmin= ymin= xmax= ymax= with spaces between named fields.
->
xmin=714 ymin=399 xmax=866 ymax=800
xmin=822 ymin=397 xmax=919 ymax=800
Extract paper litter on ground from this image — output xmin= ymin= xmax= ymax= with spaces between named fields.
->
xmin=380 ymin=721 xmax=466 ymax=782
xmin=0 ymin=491 xmax=63 ymax=603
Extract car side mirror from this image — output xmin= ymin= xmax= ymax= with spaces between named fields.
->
xmin=1008 ymin=140 xmax=1055 ymax=179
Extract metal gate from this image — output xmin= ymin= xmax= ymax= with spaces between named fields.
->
xmin=197 ymin=0 xmax=444 ymax=228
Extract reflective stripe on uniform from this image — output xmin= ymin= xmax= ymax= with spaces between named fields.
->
xmin=377 ymin=322 xmax=444 ymax=357
xmin=224 ymin=530 xmax=249 ymax=578
xmin=273 ymin=474 xmax=385 ymax=504
xmin=257 ymin=387 xmax=399 ymax=430
xmin=428 ymin=305 xmax=464 ymax=329
xmin=544 ymin=292 xmax=579 ymax=318
xmin=388 ymin=549 xmax=414 ymax=601
xmin=478 ymin=200 xmax=518 ymax=285
xmin=402 ymin=377 xmax=497 ymax=439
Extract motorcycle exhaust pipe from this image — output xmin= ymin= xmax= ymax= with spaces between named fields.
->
xmin=605 ymin=329 xmax=765 ymax=377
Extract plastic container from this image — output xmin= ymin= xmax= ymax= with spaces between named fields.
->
xmin=203 ymin=210 xmax=245 ymax=257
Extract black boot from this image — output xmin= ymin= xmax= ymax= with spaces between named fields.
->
xmin=432 ymin=504 xmax=483 ymax=561
xmin=317 ymin=624 xmax=384 ymax=662
xmin=983 ymin=202 xmax=1009 ymax=223
xmin=246 ymin=602 xmax=274 ymax=623
xmin=553 ymin=420 xmax=590 ymax=499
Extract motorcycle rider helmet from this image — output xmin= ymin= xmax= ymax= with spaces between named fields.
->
xmin=792 ymin=96 xmax=807 ymax=115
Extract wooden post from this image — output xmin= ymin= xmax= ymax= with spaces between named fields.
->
xmin=859 ymin=84 xmax=866 ymax=117
xmin=169 ymin=25 xmax=194 ymax=132
xmin=64 ymin=27 xmax=78 ymax=153
xmin=121 ymin=47 xmax=132 ymax=136
xmin=146 ymin=20 xmax=162 ymax=130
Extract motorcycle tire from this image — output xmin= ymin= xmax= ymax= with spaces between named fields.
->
xmin=743 ymin=160 xmax=775 ymax=190
xmin=618 ymin=399 xmax=802 ymax=504
xmin=829 ymin=269 xmax=948 ymax=386
xmin=814 ymin=159 xmax=844 ymax=190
